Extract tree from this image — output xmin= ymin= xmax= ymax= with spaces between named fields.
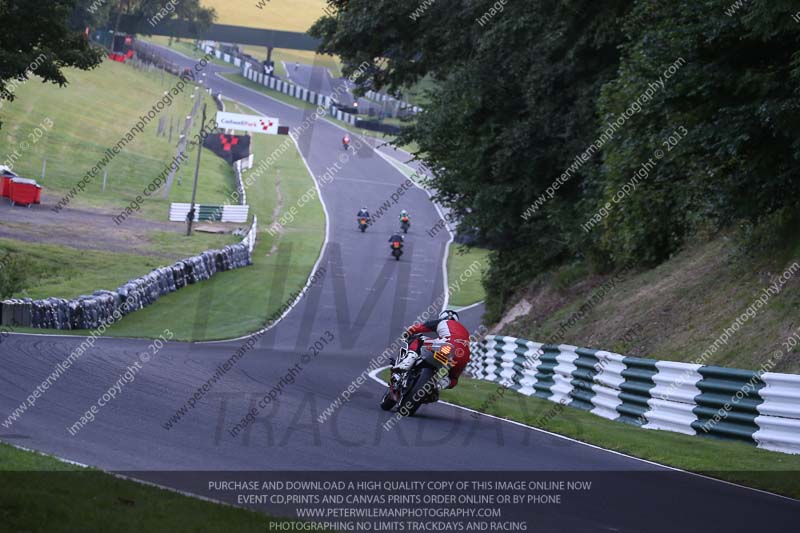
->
xmin=312 ymin=0 xmax=800 ymax=319
xmin=0 ymin=0 xmax=104 ymax=123
xmin=312 ymin=0 xmax=633 ymax=318
xmin=593 ymin=0 xmax=800 ymax=264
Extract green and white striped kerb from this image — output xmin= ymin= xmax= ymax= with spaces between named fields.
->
xmin=468 ymin=335 xmax=800 ymax=455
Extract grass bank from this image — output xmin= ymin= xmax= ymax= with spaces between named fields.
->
xmin=448 ymin=246 xmax=489 ymax=308
xmin=2 ymin=80 xmax=324 ymax=341
xmin=501 ymin=230 xmax=800 ymax=373
xmin=0 ymin=58 xmax=234 ymax=220
xmin=105 ymin=99 xmax=325 ymax=341
xmin=0 ymin=443 xmax=303 ymax=532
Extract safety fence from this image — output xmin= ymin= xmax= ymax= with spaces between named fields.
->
xmin=468 ymin=335 xmax=800 ymax=455
xmin=169 ymin=203 xmax=249 ymax=223
xmin=364 ymin=89 xmax=422 ymax=115
xmin=0 ymin=216 xmax=258 ymax=331
xmin=239 ymin=64 xmax=358 ymax=126
xmin=200 ymin=42 xmax=384 ymax=127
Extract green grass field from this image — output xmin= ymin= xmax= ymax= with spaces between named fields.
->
xmin=0 ymin=59 xmax=234 ymax=220
xmin=0 ymin=443 xmax=309 ymax=532
xmin=2 ymin=59 xmax=325 ymax=341
xmin=105 ymin=100 xmax=325 ymax=340
xmin=448 ymin=246 xmax=489 ymax=307
xmin=0 ymin=237 xmax=230 ymax=301
xmin=201 ymin=0 xmax=327 ymax=33
xmin=378 ymin=370 xmax=800 ymax=498
xmin=505 ymin=233 xmax=800 ymax=373
xmin=9 ymin=98 xmax=325 ymax=341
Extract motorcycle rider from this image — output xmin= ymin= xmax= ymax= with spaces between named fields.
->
xmin=388 ymin=233 xmax=404 ymax=247
xmin=399 ymin=209 xmax=410 ymax=223
xmin=395 ymin=310 xmax=471 ymax=391
xmin=342 ymin=134 xmax=351 ymax=150
xmin=357 ymin=206 xmax=371 ymax=226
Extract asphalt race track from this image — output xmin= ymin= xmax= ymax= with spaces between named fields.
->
xmin=1 ymin=46 xmax=798 ymax=531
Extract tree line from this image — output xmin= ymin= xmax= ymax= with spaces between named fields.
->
xmin=311 ymin=0 xmax=800 ymax=319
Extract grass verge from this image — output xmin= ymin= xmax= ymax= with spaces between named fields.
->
xmin=3 ymin=99 xmax=324 ymax=341
xmin=503 ymin=231 xmax=800 ymax=372
xmin=101 ymin=99 xmax=324 ymax=340
xmin=0 ymin=59 xmax=234 ymax=220
xmin=0 ymin=443 xmax=303 ymax=532
xmin=378 ymin=370 xmax=800 ymax=498
xmin=448 ymin=246 xmax=490 ymax=307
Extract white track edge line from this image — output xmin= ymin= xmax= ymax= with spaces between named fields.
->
xmin=365 ymin=366 xmax=799 ymax=504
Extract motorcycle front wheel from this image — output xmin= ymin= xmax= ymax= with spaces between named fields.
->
xmin=398 ymin=366 xmax=436 ymax=417
xmin=380 ymin=389 xmax=397 ymax=411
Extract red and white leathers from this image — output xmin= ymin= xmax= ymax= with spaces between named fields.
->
xmin=404 ymin=318 xmax=471 ymax=389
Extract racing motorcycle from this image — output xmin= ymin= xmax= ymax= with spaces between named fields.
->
xmin=358 ymin=218 xmax=369 ymax=232
xmin=381 ymin=336 xmax=454 ymax=416
xmin=390 ymin=239 xmax=403 ymax=260
xmin=400 ymin=216 xmax=410 ymax=234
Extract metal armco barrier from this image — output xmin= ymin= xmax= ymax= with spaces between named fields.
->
xmin=468 ymin=335 xmax=800 ymax=455
xmin=0 ymin=217 xmax=258 ymax=331
xmin=236 ymin=52 xmax=359 ymax=126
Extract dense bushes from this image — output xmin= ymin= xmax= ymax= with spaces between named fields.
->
xmin=312 ymin=1 xmax=800 ymax=318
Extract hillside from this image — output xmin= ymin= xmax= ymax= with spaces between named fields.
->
xmin=201 ymin=0 xmax=326 ymax=33
xmin=495 ymin=227 xmax=800 ymax=373
xmin=192 ymin=1 xmax=339 ymax=76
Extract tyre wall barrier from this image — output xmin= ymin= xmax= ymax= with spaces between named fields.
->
xmin=0 ymin=217 xmax=258 ymax=331
xmin=468 ymin=335 xmax=800 ymax=455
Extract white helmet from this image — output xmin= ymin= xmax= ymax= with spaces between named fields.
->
xmin=438 ymin=310 xmax=459 ymax=321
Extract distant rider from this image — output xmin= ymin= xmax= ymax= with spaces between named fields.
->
xmin=388 ymin=233 xmax=404 ymax=247
xmin=399 ymin=209 xmax=410 ymax=223
xmin=343 ymin=134 xmax=351 ymax=150
xmin=395 ymin=310 xmax=471 ymax=391
xmin=357 ymin=206 xmax=371 ymax=225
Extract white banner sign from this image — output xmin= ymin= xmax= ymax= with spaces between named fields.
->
xmin=216 ymin=111 xmax=279 ymax=135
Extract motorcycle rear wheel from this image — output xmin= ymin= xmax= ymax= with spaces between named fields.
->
xmin=398 ymin=366 xmax=436 ymax=417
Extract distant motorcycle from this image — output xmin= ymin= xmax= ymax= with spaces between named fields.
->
xmin=400 ymin=216 xmax=410 ymax=234
xmin=390 ymin=239 xmax=403 ymax=260
xmin=358 ymin=218 xmax=369 ymax=232
xmin=381 ymin=336 xmax=454 ymax=416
